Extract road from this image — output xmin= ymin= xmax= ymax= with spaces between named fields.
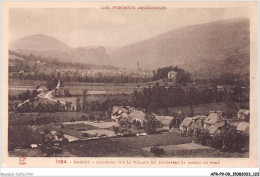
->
xmin=18 ymin=79 xmax=66 ymax=107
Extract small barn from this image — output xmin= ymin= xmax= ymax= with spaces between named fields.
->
xmin=236 ymin=122 xmax=249 ymax=135
xmin=190 ymin=115 xmax=207 ymax=128
xmin=168 ymin=71 xmax=177 ymax=81
xmin=207 ymin=120 xmax=229 ymax=135
xmin=36 ymin=85 xmax=48 ymax=92
xmin=204 ymin=112 xmax=222 ymax=128
xmin=180 ymin=118 xmax=193 ymax=132
xmin=155 ymin=115 xmax=175 ymax=130
xmin=111 ymin=106 xmax=130 ymax=122
xmin=128 ymin=110 xmax=146 ymax=126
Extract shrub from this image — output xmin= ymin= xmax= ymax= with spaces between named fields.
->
xmin=150 ymin=146 xmax=165 ymax=156
xmin=221 ymin=127 xmax=249 ymax=152
xmin=143 ymin=114 xmax=161 ymax=134
xmin=112 ymin=125 xmax=120 ymax=134
xmin=210 ymin=133 xmax=224 ymax=149
xmin=82 ymin=133 xmax=89 ymax=138
xmin=8 ymin=126 xmax=41 ymax=151
xmin=62 ymin=138 xmax=69 ymax=144
xmin=195 ymin=129 xmax=211 ymax=146
xmin=81 ymin=115 xmax=87 ymax=121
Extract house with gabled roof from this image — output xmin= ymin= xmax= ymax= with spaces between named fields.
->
xmin=204 ymin=112 xmax=222 ymax=128
xmin=236 ymin=122 xmax=249 ymax=135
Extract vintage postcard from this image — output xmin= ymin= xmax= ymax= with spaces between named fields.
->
xmin=1 ymin=1 xmax=258 ymax=168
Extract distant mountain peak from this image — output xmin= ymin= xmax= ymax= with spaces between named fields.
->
xmin=9 ymin=34 xmax=114 ymax=66
xmin=10 ymin=34 xmax=72 ymax=52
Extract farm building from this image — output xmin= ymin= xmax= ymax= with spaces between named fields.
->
xmin=111 ymin=106 xmax=146 ymax=125
xmin=237 ymin=109 xmax=249 ymax=120
xmin=191 ymin=115 xmax=207 ymax=128
xmin=168 ymin=71 xmax=177 ymax=81
xmin=111 ymin=106 xmax=129 ymax=121
xmin=128 ymin=110 xmax=146 ymax=123
xmin=54 ymin=87 xmax=66 ymax=96
xmin=180 ymin=118 xmax=193 ymax=132
xmin=204 ymin=112 xmax=222 ymax=128
xmin=236 ymin=122 xmax=249 ymax=135
xmin=154 ymin=115 xmax=175 ymax=129
xmin=36 ymin=85 xmax=48 ymax=92
xmin=207 ymin=119 xmax=230 ymax=135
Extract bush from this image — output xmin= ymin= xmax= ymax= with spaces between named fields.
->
xmin=194 ymin=129 xmax=211 ymax=146
xmin=8 ymin=126 xmax=41 ymax=151
xmin=81 ymin=115 xmax=87 ymax=121
xmin=221 ymin=127 xmax=248 ymax=152
xmin=210 ymin=133 xmax=223 ymax=149
xmin=62 ymin=138 xmax=69 ymax=144
xmin=195 ymin=126 xmax=249 ymax=152
xmin=45 ymin=146 xmax=63 ymax=157
xmin=112 ymin=125 xmax=120 ymax=134
xmin=150 ymin=146 xmax=165 ymax=156
xmin=82 ymin=133 xmax=89 ymax=137
xmin=41 ymin=131 xmax=64 ymax=156
xmin=143 ymin=114 xmax=161 ymax=134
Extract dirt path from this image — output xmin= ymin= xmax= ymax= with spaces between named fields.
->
xmin=18 ymin=79 xmax=66 ymax=107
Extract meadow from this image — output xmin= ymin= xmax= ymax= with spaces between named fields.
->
xmin=9 ymin=78 xmax=142 ymax=95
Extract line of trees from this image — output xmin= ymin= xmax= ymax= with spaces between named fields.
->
xmin=15 ymin=101 xmax=66 ymax=113
xmin=133 ymin=85 xmax=227 ymax=111
xmin=10 ymin=71 xmax=152 ymax=84
xmin=9 ymin=89 xmax=39 ymax=101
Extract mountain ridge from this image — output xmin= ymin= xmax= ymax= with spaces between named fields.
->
xmin=110 ymin=18 xmax=249 ymax=77
xmin=10 ymin=34 xmax=114 ymax=66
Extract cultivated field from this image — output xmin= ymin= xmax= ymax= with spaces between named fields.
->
xmin=9 ymin=112 xmax=92 ymax=125
xmin=9 ymin=78 xmax=142 ymax=96
xmin=9 ymin=78 xmax=47 ymax=95
xmin=64 ymin=131 xmax=193 ymax=157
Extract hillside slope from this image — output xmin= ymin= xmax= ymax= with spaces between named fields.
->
xmin=10 ymin=34 xmax=114 ymax=66
xmin=110 ymin=18 xmax=249 ymax=77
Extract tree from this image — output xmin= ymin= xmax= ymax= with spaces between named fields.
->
xmin=46 ymin=78 xmax=59 ymax=90
xmin=143 ymin=113 xmax=161 ymax=134
xmin=188 ymin=105 xmax=194 ymax=117
xmin=65 ymin=102 xmax=72 ymax=112
xmin=64 ymin=89 xmax=72 ymax=97
xmin=76 ymin=98 xmax=81 ymax=112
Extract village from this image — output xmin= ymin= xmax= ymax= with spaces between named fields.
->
xmin=8 ymin=68 xmax=250 ymax=157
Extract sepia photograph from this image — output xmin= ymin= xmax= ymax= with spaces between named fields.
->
xmin=1 ymin=1 xmax=258 ymax=169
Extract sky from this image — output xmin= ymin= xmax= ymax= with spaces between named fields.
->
xmin=9 ymin=7 xmax=249 ymax=48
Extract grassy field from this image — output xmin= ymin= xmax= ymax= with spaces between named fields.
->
xmin=64 ymin=132 xmax=193 ymax=157
xmin=63 ymin=131 xmax=249 ymax=157
xmin=9 ymin=111 xmax=249 ymax=157
xmin=55 ymin=93 xmax=133 ymax=105
xmin=182 ymin=151 xmax=249 ymax=158
xmin=9 ymin=78 xmax=47 ymax=95
xmin=9 ymin=148 xmax=76 ymax=157
xmin=9 ymin=78 xmax=141 ymax=96
xmin=9 ymin=112 xmax=93 ymax=126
